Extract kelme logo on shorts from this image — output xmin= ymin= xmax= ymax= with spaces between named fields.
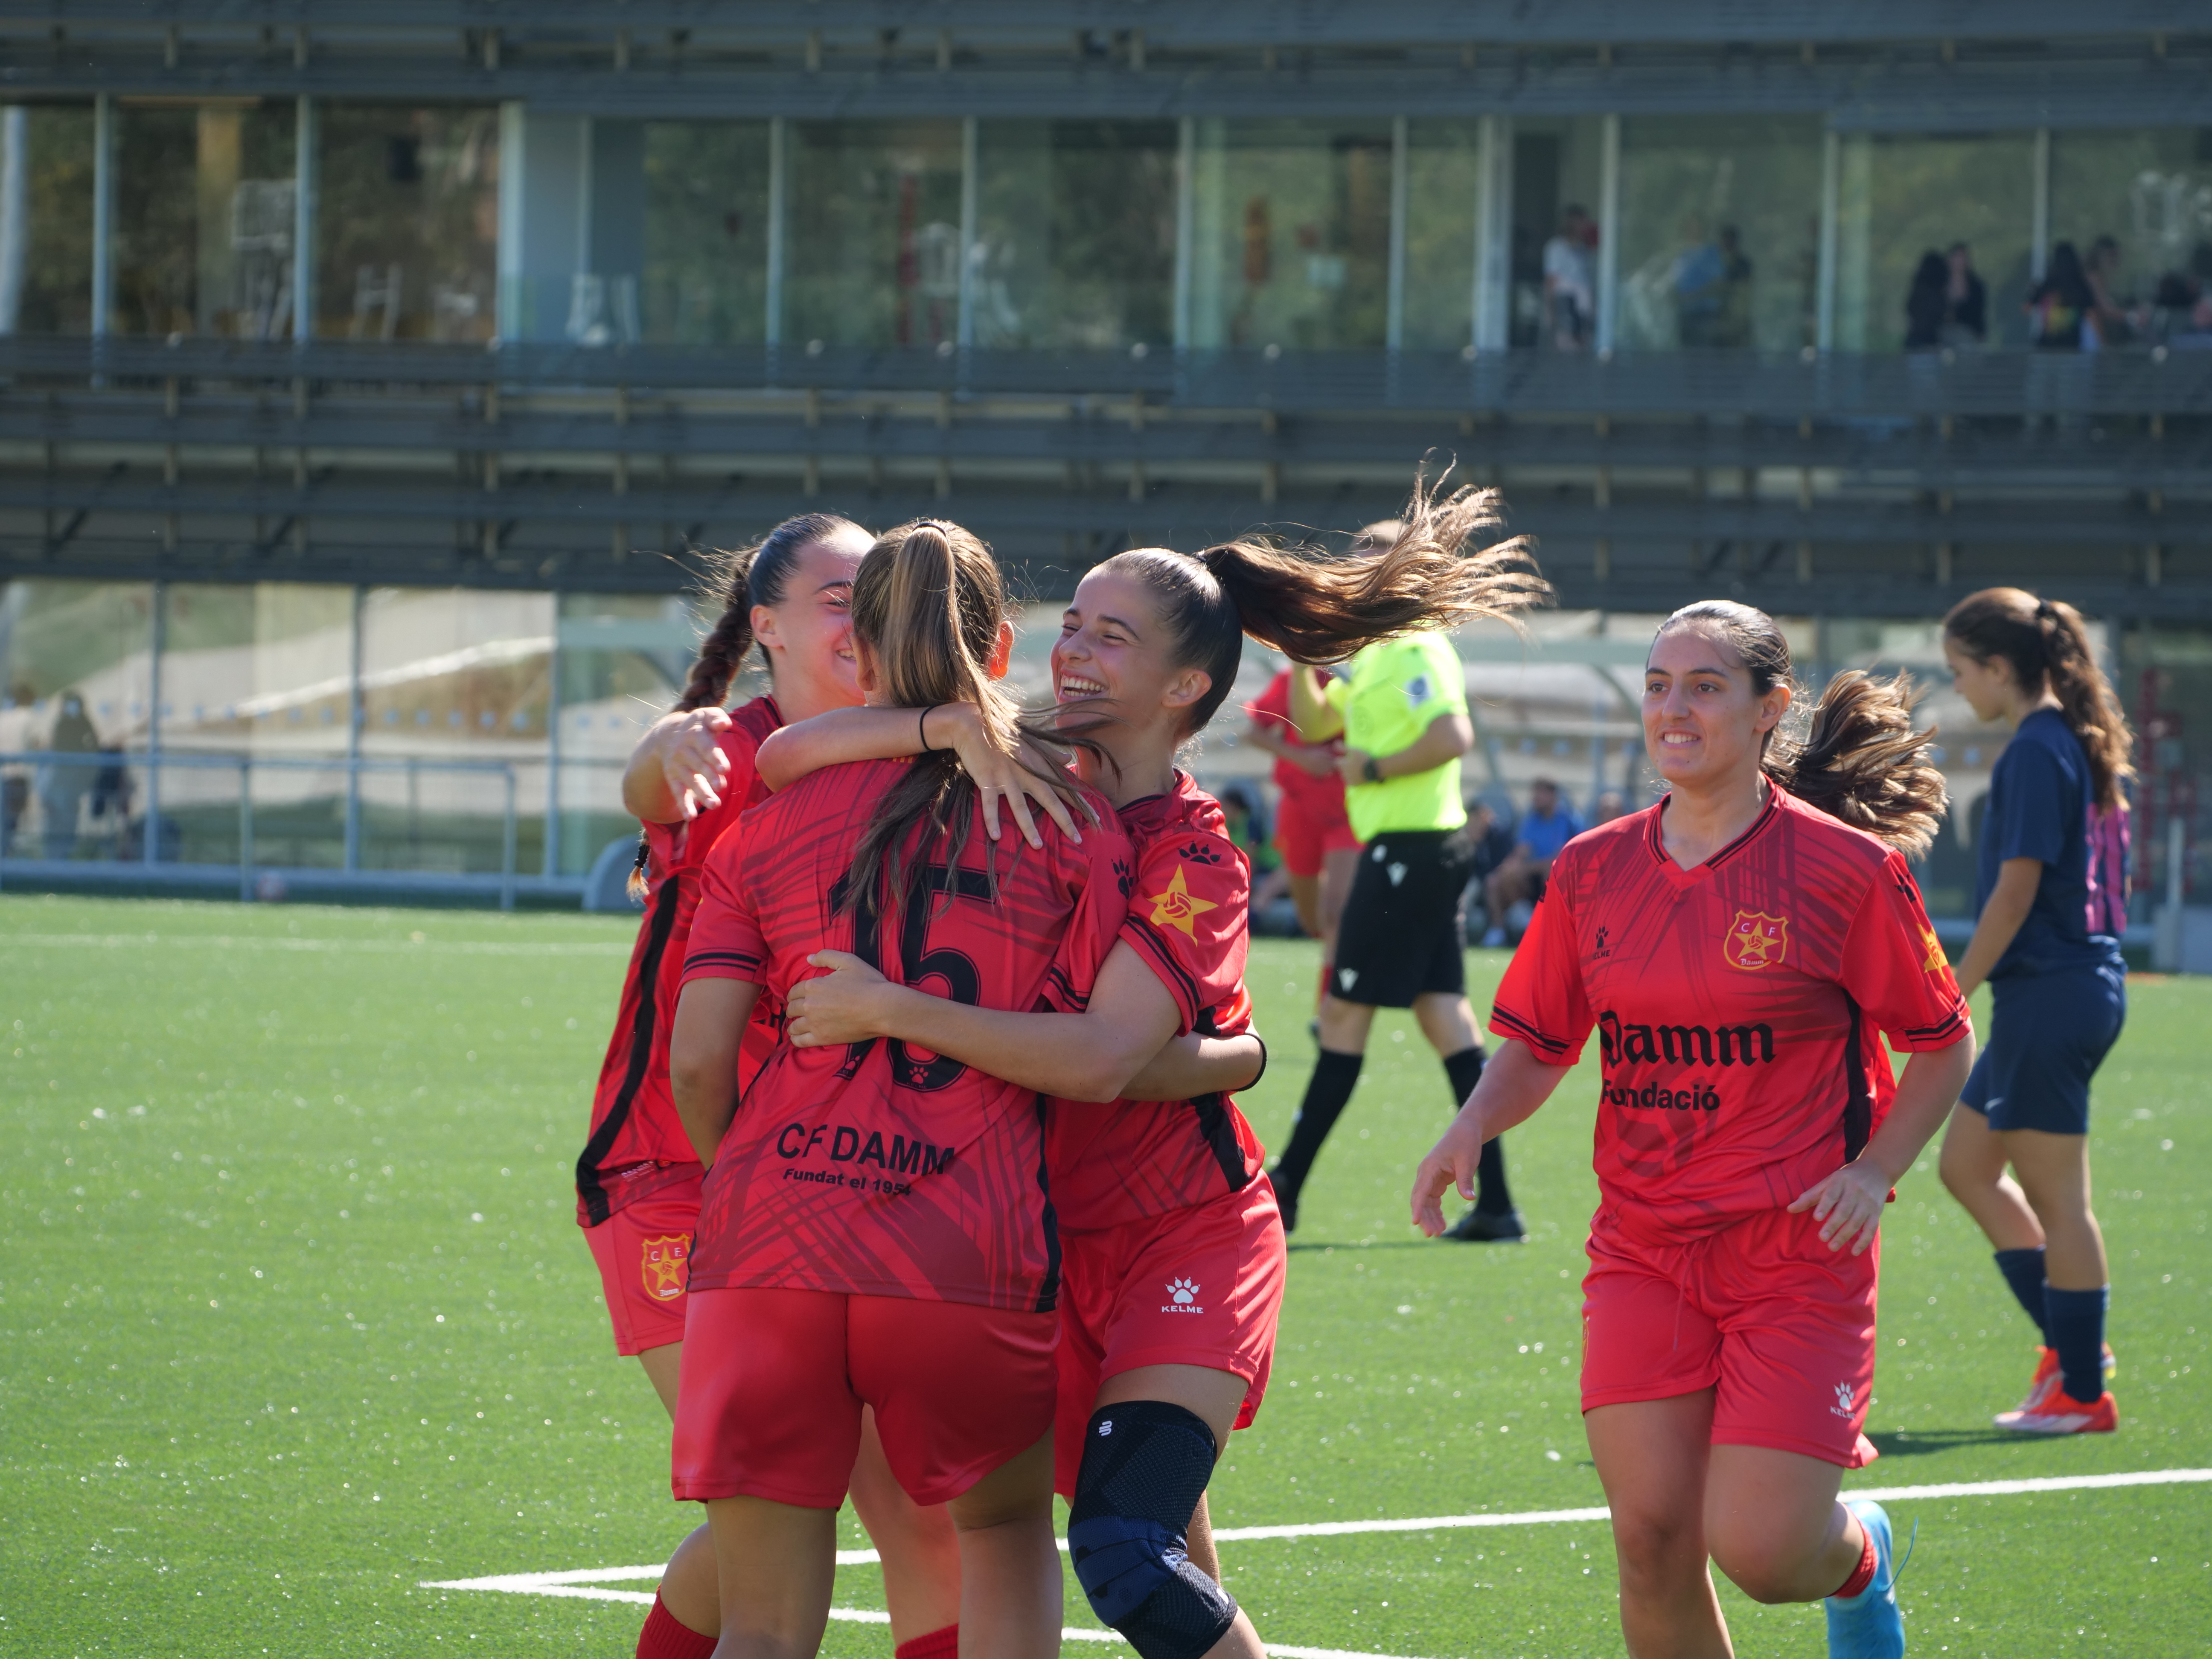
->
xmin=1162 ymin=1278 xmax=1204 ymax=1314
xmin=1723 ymin=909 xmax=1789 ymax=970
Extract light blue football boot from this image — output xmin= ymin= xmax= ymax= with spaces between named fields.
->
xmin=1824 ymin=1498 xmax=1906 ymax=1659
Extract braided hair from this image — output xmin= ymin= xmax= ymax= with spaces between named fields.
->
xmin=626 ymin=513 xmax=867 ymax=898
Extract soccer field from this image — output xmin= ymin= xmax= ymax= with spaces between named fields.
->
xmin=3 ymin=894 xmax=2208 ymax=1657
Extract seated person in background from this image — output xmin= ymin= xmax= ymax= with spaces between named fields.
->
xmin=1219 ymin=778 xmax=1291 ymax=917
xmin=1482 ymin=777 xmax=1584 ymax=946
xmin=1589 ymin=788 xmax=1627 ymax=826
xmin=1461 ymin=798 xmax=1519 ymax=943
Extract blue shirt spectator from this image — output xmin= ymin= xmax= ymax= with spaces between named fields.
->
xmin=1516 ymin=781 xmax=1586 ymax=863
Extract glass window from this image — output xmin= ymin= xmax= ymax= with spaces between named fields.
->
xmin=1508 ymin=117 xmax=1607 ymax=349
xmin=0 ymin=579 xmax=153 ymax=860
xmin=1617 ymin=116 xmax=1822 ymax=353
xmin=786 ymin=120 xmax=963 ymax=349
xmin=554 ymin=592 xmax=696 ymax=876
xmin=357 ymin=588 xmax=551 ymax=874
xmin=640 ymin=121 xmax=770 ymax=346
xmin=111 ymin=100 xmax=296 ymax=339
xmin=1189 ymin=118 xmax=1393 ymax=350
xmin=1401 ymin=120 xmax=1482 ymax=351
xmin=316 ymin=105 xmax=498 ymax=343
xmin=972 ymin=120 xmax=1175 ymax=351
xmin=0 ymin=104 xmax=95 ymax=335
xmin=2127 ymin=626 xmax=2212 ymax=908
xmin=2051 ymin=127 xmax=2212 ymax=348
xmin=1835 ymin=133 xmax=2035 ymax=352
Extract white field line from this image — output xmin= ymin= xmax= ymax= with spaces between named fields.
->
xmin=10 ymin=932 xmax=629 ymax=956
xmin=419 ymin=1567 xmax=1401 ymax=1658
xmin=423 ymin=1468 xmax=2212 ymax=1656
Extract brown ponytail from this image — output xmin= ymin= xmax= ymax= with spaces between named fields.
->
xmin=1943 ymin=587 xmax=2134 ymax=812
xmin=674 ymin=512 xmax=866 ymax=713
xmin=1658 ymin=600 xmax=1948 ymax=857
xmin=1100 ymin=467 xmax=1552 ymax=733
xmin=838 ymin=519 xmax=1090 ymax=919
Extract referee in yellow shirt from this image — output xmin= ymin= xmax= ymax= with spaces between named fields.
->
xmin=1269 ymin=621 xmax=1524 ymax=1242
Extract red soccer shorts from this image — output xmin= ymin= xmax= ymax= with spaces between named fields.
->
xmin=672 ymin=1286 xmax=1058 ymax=1508
xmin=1053 ymin=1177 xmax=1289 ymax=1497
xmin=1579 ymin=1205 xmax=1880 ymax=1468
xmin=1274 ymin=796 xmax=1360 ymax=879
xmin=583 ymin=1172 xmax=704 ymax=1356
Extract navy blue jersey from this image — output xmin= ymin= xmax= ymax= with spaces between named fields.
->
xmin=1977 ymin=709 xmax=2125 ymax=978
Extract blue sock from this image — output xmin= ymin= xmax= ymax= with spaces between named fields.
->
xmin=1994 ymin=1249 xmax=2049 ymax=1342
xmin=2044 ymin=1286 xmax=2109 ymax=1403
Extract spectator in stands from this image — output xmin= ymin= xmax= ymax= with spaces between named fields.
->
xmin=1589 ymin=787 xmax=1628 ymax=825
xmin=1905 ymin=251 xmax=1949 ymax=350
xmin=1482 ymin=777 xmax=1585 ymax=946
xmin=37 ymin=690 xmax=101 ymax=859
xmin=2028 ymin=242 xmax=2096 ymax=350
xmin=1544 ymin=205 xmax=1595 ymax=351
xmin=1944 ymin=244 xmax=1989 ymax=345
xmin=2084 ymin=235 xmax=2136 ymax=347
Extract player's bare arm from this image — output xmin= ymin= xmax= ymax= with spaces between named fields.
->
xmin=1336 ymin=708 xmax=1474 ymax=790
xmin=1949 ymin=855 xmax=2043 ymax=998
xmin=1789 ymin=1033 xmax=1977 ymax=1256
xmin=787 ymin=940 xmax=1187 ymax=1103
xmin=669 ymin=976 xmax=762 ymax=1164
xmin=1287 ymin=664 xmax=1344 ymax=743
xmin=1121 ymin=1031 xmax=1265 ymax=1102
xmin=755 ymin=701 xmax=1092 ymax=847
xmin=1243 ymin=714 xmax=1338 ymax=778
xmin=622 ymin=706 xmax=736 ymax=824
xmin=1409 ymin=1039 xmax=1571 ymax=1237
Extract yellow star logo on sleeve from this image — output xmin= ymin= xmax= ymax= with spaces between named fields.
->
xmin=1147 ymin=864 xmax=1220 ymax=937
xmin=1921 ymin=926 xmax=1949 ymax=975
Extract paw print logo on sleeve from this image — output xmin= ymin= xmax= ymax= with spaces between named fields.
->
xmin=1161 ymin=1278 xmax=1205 ymax=1313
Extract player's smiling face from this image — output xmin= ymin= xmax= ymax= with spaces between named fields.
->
xmin=1053 ymin=562 xmax=1211 ymax=737
xmin=756 ymin=534 xmax=869 ymax=715
xmin=1642 ymin=623 xmax=1789 ymax=791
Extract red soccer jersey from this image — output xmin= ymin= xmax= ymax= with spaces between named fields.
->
xmin=1245 ymin=670 xmax=1347 ymax=819
xmin=681 ymin=757 xmax=1132 ymax=1312
xmin=575 ymin=697 xmax=784 ymax=1225
xmin=1490 ymin=787 xmax=1969 ymax=1246
xmin=1046 ymin=772 xmax=1266 ymax=1229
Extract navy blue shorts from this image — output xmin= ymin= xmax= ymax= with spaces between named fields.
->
xmin=1959 ymin=961 xmax=2126 ymax=1135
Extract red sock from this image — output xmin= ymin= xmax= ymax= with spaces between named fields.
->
xmin=1830 ymin=1522 xmax=1879 ymax=1601
xmin=637 ymin=1592 xmax=717 ymax=1659
xmin=894 ymin=1625 xmax=960 ymax=1659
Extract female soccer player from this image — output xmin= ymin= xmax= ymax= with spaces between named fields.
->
xmin=1243 ymin=664 xmax=1358 ymax=993
xmin=1412 ymin=600 xmax=1976 ymax=1659
xmin=575 ymin=514 xmax=964 ymax=1659
xmin=770 ymin=477 xmax=1547 ymax=1659
xmin=1936 ymin=588 xmax=2132 ymax=1435
xmin=669 ymin=520 xmax=1133 ymax=1659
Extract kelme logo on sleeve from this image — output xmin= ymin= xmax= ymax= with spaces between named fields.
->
xmin=1723 ymin=909 xmax=1789 ymax=970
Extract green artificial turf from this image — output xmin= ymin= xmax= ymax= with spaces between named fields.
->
xmin=2 ymin=894 xmax=2206 ymax=1656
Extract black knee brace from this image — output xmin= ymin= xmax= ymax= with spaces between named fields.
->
xmin=1065 ymin=1401 xmax=1239 ymax=1659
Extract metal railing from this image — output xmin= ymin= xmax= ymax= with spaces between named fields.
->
xmin=0 ymin=750 xmax=530 ymax=909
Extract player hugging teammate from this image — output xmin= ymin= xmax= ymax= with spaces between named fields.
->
xmin=1414 ymin=599 xmax=1978 ymax=1659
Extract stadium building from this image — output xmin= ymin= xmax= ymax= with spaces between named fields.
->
xmin=0 ymin=4 xmax=2206 ymax=944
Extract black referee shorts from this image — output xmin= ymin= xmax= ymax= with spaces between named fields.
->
xmin=1328 ymin=827 xmax=1473 ymax=1008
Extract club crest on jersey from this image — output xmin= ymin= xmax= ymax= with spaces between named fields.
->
xmin=639 ymin=1234 xmax=691 ymax=1302
xmin=1162 ymin=1277 xmax=1204 ymax=1313
xmin=1920 ymin=925 xmax=1948 ymax=975
xmin=1723 ymin=910 xmax=1789 ymax=971
xmin=1147 ymin=864 xmax=1220 ymax=937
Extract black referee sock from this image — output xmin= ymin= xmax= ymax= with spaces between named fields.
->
xmin=1272 ymin=1049 xmax=1364 ymax=1200
xmin=1442 ymin=1046 xmax=1515 ymax=1217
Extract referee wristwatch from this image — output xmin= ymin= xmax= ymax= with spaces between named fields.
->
xmin=1362 ymin=755 xmax=1383 ymax=784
